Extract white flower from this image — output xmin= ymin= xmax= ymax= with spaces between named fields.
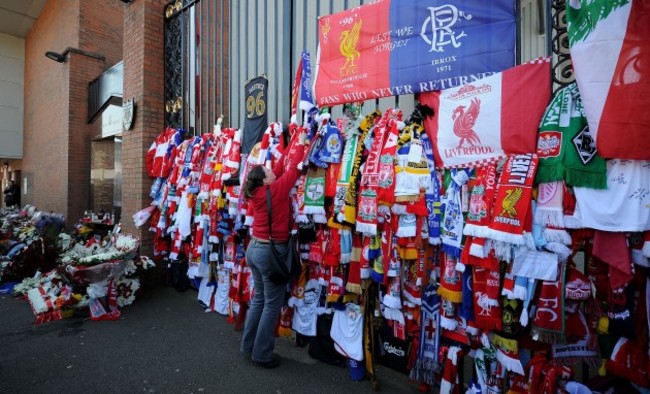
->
xmin=123 ymin=260 xmax=137 ymax=276
xmin=115 ymin=277 xmax=140 ymax=307
xmin=115 ymin=234 xmax=139 ymax=253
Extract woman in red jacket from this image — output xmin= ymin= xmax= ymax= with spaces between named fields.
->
xmin=240 ymin=130 xmax=306 ymax=368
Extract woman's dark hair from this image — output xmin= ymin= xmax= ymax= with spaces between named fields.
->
xmin=243 ymin=166 xmax=266 ymax=199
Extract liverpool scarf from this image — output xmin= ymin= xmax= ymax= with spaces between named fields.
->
xmin=438 ymin=252 xmax=463 ymax=303
xmin=531 ymin=262 xmax=566 ymax=343
xmin=377 ymin=119 xmax=399 ymax=206
xmin=465 ymin=163 xmax=498 ymax=258
xmin=464 ymin=162 xmax=497 ymax=238
xmin=486 ymin=154 xmax=538 ymax=248
xmin=356 ymin=110 xmax=396 ymax=235
xmin=473 ymin=267 xmax=503 ymax=331
xmin=535 ymin=82 xmax=607 ymax=188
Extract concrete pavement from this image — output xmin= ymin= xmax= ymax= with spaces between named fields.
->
xmin=0 ymin=283 xmax=420 ymax=394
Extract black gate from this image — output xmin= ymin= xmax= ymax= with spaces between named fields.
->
xmin=164 ymin=0 xmax=228 ymax=134
xmin=550 ymin=0 xmax=575 ymax=94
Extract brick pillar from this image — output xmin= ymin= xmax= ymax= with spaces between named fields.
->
xmin=122 ymin=0 xmax=166 ymax=255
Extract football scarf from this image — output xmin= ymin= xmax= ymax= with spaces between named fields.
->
xmin=303 ymin=167 xmax=327 ymax=216
xmin=464 ymin=162 xmax=498 ymax=238
xmin=357 ymin=110 xmax=396 ymax=235
xmin=376 ymin=119 xmax=399 ymax=206
xmin=460 ymin=266 xmax=475 ymax=322
xmin=437 ymin=252 xmax=463 ymax=303
xmin=531 ymin=262 xmax=566 ymax=343
xmin=332 ymin=122 xmax=359 ymax=225
xmin=441 ymin=169 xmax=470 ymax=258
xmin=492 ymin=332 xmax=524 ymax=375
xmin=535 ymin=83 xmax=607 ymax=188
xmin=420 ymin=131 xmax=442 ymax=245
xmin=474 ymin=346 xmax=502 ymax=394
xmin=472 ymin=267 xmax=503 ymax=331
xmin=342 ymin=110 xmax=380 ymax=225
xmin=409 ymin=283 xmax=441 ymax=385
xmin=486 ymin=154 xmax=538 ymax=248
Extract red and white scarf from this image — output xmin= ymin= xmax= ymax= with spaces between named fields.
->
xmin=486 ymin=154 xmax=538 ymax=258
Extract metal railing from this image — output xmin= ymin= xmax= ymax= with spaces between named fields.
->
xmin=164 ymin=0 xmax=228 ymax=135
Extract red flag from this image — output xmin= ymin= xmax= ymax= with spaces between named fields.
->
xmin=567 ymin=0 xmax=650 ymax=159
xmin=421 ymin=58 xmax=551 ymax=169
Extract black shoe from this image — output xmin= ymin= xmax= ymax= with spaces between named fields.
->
xmin=253 ymin=353 xmax=281 ymax=369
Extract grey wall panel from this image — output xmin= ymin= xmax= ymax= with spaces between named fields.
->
xmin=230 ymin=0 xmax=291 ymax=128
xmin=229 ymin=0 xmax=239 ymax=127
xmin=520 ymin=0 xmax=547 ymax=63
xmin=230 ymin=1 xmax=544 ymax=129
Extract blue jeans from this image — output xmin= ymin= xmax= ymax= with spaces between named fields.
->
xmin=240 ymin=239 xmax=288 ymax=363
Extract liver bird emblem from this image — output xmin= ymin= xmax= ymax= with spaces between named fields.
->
xmin=340 ymin=20 xmax=362 ymax=71
xmin=501 ymin=187 xmax=523 ymax=217
xmin=476 ymin=292 xmax=493 ymax=316
xmin=452 ymin=98 xmax=481 ymax=148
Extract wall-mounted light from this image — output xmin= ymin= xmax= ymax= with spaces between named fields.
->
xmin=44 ymin=47 xmax=106 ymax=63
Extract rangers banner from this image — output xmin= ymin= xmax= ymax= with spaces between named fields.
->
xmin=567 ymin=0 xmax=650 ymax=159
xmin=313 ymin=0 xmax=515 ymax=107
xmin=420 ymin=58 xmax=551 ymax=168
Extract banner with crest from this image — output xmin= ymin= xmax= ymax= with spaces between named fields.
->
xmin=313 ymin=0 xmax=516 ymax=107
xmin=420 ymin=58 xmax=551 ymax=169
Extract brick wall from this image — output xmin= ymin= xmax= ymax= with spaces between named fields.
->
xmin=121 ymin=0 xmax=167 ymax=254
xmin=24 ymin=0 xmax=123 ymax=224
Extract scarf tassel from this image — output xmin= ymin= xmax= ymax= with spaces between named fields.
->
xmin=531 ymin=328 xmax=566 ymax=344
xmin=440 ymin=315 xmax=458 ymax=331
xmin=441 ymin=243 xmax=462 ymax=259
xmin=565 ymin=170 xmax=607 ymax=190
xmin=345 ymin=282 xmax=362 ymax=294
xmin=520 ymin=308 xmax=530 ymax=327
xmin=437 ymin=287 xmax=463 ymax=303
xmin=396 ymin=226 xmax=417 ymax=238
xmin=462 ymin=224 xmax=493 ymax=238
xmin=544 ymin=242 xmax=571 ymax=262
xmin=356 ymin=222 xmax=377 ymax=236
xmin=382 ymin=306 xmax=405 ymax=324
xmin=563 ymin=214 xmax=583 ymax=229
xmin=534 ymin=208 xmax=565 ymax=228
xmin=409 ymin=358 xmax=439 ymax=385
xmin=487 ymin=229 xmax=525 ymax=246
xmin=493 ymin=241 xmax=513 ymax=262
xmin=553 ymin=355 xmax=601 ymax=367
xmin=495 ymin=349 xmax=525 ymax=375
xmin=382 ymin=293 xmax=403 ymax=309
xmin=543 ymin=228 xmax=572 ymax=245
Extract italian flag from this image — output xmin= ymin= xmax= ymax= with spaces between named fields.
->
xmin=567 ymin=0 xmax=650 ymax=160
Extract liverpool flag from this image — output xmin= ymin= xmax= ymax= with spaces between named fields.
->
xmin=567 ymin=0 xmax=650 ymax=159
xmin=420 ymin=58 xmax=551 ymax=169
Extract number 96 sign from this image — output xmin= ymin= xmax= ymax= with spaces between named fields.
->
xmin=246 ymin=91 xmax=266 ymax=119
